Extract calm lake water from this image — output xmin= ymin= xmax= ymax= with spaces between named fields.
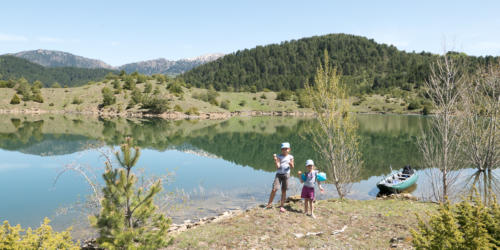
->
xmin=0 ymin=114 xmax=497 ymax=238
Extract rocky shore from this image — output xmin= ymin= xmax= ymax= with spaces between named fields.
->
xmin=0 ymin=108 xmax=315 ymax=120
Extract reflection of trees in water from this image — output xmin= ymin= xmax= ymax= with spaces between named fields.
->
xmin=461 ymin=169 xmax=500 ymax=205
xmin=0 ymin=115 xmax=426 ymax=180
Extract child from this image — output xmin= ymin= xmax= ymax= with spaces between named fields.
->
xmin=298 ymin=159 xmax=324 ymax=218
xmin=266 ymin=142 xmax=294 ymax=212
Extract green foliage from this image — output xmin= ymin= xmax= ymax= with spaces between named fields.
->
xmin=144 ymin=82 xmax=153 ymax=93
xmin=136 ymin=74 xmax=148 ymax=84
xmin=0 ymin=80 xmax=8 ymax=88
xmin=90 ymin=138 xmax=171 ymax=249
xmin=123 ymin=76 xmax=136 ymax=90
xmin=0 ymin=217 xmax=79 ymax=249
xmin=181 ymin=34 xmax=498 ymax=94
xmin=112 ymin=79 xmax=121 ymax=90
xmin=51 ymin=82 xmax=61 ymax=88
xmin=32 ymin=93 xmax=44 ymax=103
xmin=184 ymin=107 xmax=199 ymax=115
xmin=167 ymin=80 xmax=184 ymax=95
xmin=411 ymin=194 xmax=500 ymax=249
xmin=220 ymin=100 xmax=230 ymax=110
xmin=407 ymin=100 xmax=422 ymax=110
xmin=422 ymin=104 xmax=432 ymax=115
xmin=173 ymin=104 xmax=183 ymax=112
xmin=131 ymin=88 xmax=143 ymax=105
xmin=276 ymin=90 xmax=293 ymax=101
xmin=15 ymin=77 xmax=30 ymax=97
xmin=0 ymin=55 xmax=116 ymax=87
xmin=10 ymin=94 xmax=20 ymax=104
xmin=72 ymin=96 xmax=83 ymax=105
xmin=296 ymin=89 xmax=311 ymax=108
xmin=101 ymin=87 xmax=116 ymax=106
xmin=192 ymin=87 xmax=219 ymax=105
xmin=239 ymin=100 xmax=246 ymax=106
xmin=141 ymin=95 xmax=169 ymax=114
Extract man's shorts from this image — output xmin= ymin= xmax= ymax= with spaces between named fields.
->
xmin=272 ymin=173 xmax=289 ymax=192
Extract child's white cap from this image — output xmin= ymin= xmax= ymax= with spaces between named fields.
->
xmin=305 ymin=159 xmax=314 ymax=166
xmin=281 ymin=142 xmax=291 ymax=149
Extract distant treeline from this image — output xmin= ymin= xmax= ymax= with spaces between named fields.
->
xmin=181 ymin=34 xmax=499 ymax=94
xmin=0 ymin=55 xmax=117 ymax=87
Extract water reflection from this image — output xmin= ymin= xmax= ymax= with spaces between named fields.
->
xmin=0 ymin=114 xmax=426 ymax=180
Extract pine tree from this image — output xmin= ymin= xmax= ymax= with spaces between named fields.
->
xmin=90 ymin=138 xmax=171 ymax=249
xmin=10 ymin=94 xmax=20 ymax=104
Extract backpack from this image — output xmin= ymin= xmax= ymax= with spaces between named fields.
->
xmin=402 ymin=165 xmax=414 ymax=175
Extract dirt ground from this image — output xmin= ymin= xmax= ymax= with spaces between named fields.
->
xmin=167 ymin=197 xmax=436 ymax=249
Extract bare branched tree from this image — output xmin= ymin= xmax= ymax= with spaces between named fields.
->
xmin=462 ymin=66 xmax=500 ymax=172
xmin=418 ymin=53 xmax=467 ymax=202
xmin=304 ymin=50 xmax=362 ymax=199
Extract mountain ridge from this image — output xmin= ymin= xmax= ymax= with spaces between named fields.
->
xmin=7 ymin=50 xmax=224 ymax=75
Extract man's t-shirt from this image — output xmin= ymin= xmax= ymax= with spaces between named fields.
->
xmin=276 ymin=154 xmax=294 ymax=174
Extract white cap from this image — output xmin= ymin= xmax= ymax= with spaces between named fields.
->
xmin=305 ymin=159 xmax=314 ymax=166
xmin=281 ymin=142 xmax=290 ymax=149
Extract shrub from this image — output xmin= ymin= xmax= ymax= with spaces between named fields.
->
xmin=101 ymin=87 xmax=116 ymax=106
xmin=144 ymin=82 xmax=153 ymax=93
xmin=173 ymin=104 xmax=183 ymax=112
xmin=422 ymin=105 xmax=432 ymax=115
xmin=10 ymin=94 xmax=20 ymax=104
xmin=167 ymin=80 xmax=184 ymax=95
xmin=250 ymin=85 xmax=257 ymax=93
xmin=141 ymin=95 xmax=169 ymax=114
xmin=0 ymin=80 xmax=8 ymax=88
xmin=0 ymin=218 xmax=79 ymax=249
xmin=112 ymin=80 xmax=121 ymax=89
xmin=72 ymin=97 xmax=83 ymax=105
xmin=411 ymin=194 xmax=499 ymax=249
xmin=32 ymin=93 xmax=44 ymax=103
xmin=123 ymin=76 xmax=136 ymax=90
xmin=276 ymin=90 xmax=293 ymax=101
xmin=260 ymin=93 xmax=267 ymax=99
xmin=407 ymin=100 xmax=422 ymax=110
xmin=220 ymin=100 xmax=230 ymax=110
xmin=89 ymin=138 xmax=171 ymax=249
xmin=239 ymin=100 xmax=246 ymax=106
xmin=49 ymin=103 xmax=54 ymax=106
xmin=297 ymin=90 xmax=311 ymax=108
xmin=130 ymin=88 xmax=143 ymax=105
xmin=184 ymin=107 xmax=199 ymax=115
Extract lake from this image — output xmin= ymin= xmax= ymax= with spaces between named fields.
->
xmin=0 ymin=114 xmax=496 ymax=238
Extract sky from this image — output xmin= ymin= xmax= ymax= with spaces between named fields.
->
xmin=1 ymin=0 xmax=499 ymax=66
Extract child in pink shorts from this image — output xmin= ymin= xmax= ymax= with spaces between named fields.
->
xmin=298 ymin=159 xmax=324 ymax=218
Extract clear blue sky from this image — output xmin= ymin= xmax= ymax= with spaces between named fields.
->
xmin=1 ymin=0 xmax=499 ymax=66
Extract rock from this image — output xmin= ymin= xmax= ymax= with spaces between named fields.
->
xmin=260 ymin=235 xmax=270 ymax=241
xmin=306 ymin=231 xmax=324 ymax=237
xmin=391 ymin=243 xmax=398 ymax=248
xmin=286 ymin=195 xmax=302 ymax=203
xmin=183 ymin=219 xmax=191 ymax=224
xmin=293 ymin=233 xmax=305 ymax=239
xmin=332 ymin=225 xmax=348 ymax=235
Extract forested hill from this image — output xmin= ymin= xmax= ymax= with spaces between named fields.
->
xmin=181 ymin=34 xmax=499 ymax=93
xmin=0 ymin=56 xmax=117 ymax=87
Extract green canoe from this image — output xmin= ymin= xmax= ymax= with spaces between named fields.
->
xmin=377 ymin=171 xmax=418 ymax=193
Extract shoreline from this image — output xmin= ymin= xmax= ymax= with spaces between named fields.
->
xmin=0 ymin=108 xmax=423 ymax=120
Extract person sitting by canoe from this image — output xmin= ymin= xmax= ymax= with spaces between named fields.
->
xmin=266 ymin=142 xmax=294 ymax=212
xmin=297 ymin=159 xmax=324 ymax=218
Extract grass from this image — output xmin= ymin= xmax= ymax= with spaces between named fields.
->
xmin=0 ymin=81 xmax=422 ymax=115
xmin=167 ymin=198 xmax=436 ymax=249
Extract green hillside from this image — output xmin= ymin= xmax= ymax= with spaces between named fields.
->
xmin=0 ymin=55 xmax=117 ymax=87
xmin=181 ymin=33 xmax=499 ymax=93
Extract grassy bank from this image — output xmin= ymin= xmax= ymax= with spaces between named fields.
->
xmin=168 ymin=198 xmax=436 ymax=249
xmin=0 ymin=78 xmax=425 ymax=116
